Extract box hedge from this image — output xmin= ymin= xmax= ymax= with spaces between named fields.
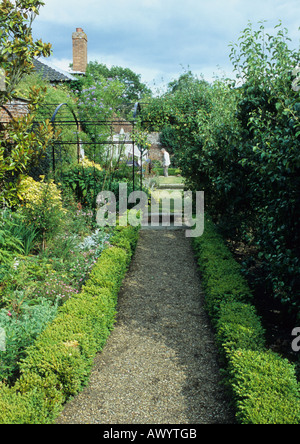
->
xmin=0 ymin=225 xmax=139 ymax=424
xmin=228 ymin=349 xmax=300 ymax=424
xmin=193 ymin=216 xmax=300 ymax=424
xmin=216 ymin=302 xmax=266 ymax=358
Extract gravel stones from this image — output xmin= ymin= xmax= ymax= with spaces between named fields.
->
xmin=56 ymin=230 xmax=235 ymax=424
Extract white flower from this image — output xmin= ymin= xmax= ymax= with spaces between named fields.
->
xmin=13 ymin=259 xmax=20 ymax=270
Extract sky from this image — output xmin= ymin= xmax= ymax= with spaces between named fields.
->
xmin=32 ymin=0 xmax=300 ymax=94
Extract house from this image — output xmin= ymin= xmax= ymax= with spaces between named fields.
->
xmin=32 ymin=59 xmax=77 ymax=83
xmin=33 ymin=27 xmax=88 ymax=82
xmin=0 ymin=97 xmax=30 ymax=124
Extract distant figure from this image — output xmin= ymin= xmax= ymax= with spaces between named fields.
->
xmin=145 ymin=158 xmax=153 ymax=176
xmin=161 ymin=148 xmax=171 ymax=177
xmin=149 ymin=159 xmax=153 ymax=175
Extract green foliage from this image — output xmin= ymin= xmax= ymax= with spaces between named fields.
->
xmin=2 ymin=210 xmax=38 ymax=256
xmin=193 ymin=216 xmax=300 ymax=424
xmin=0 ymin=0 xmax=52 ymax=102
xmin=193 ymin=218 xmax=252 ymax=319
xmin=0 ymin=298 xmax=58 ymax=384
xmin=78 ymin=61 xmax=152 ymax=107
xmin=216 ymin=302 xmax=266 ymax=357
xmin=0 ymin=225 xmax=138 ymax=423
xmin=228 ymin=23 xmax=300 ymax=307
xmin=0 ymin=373 xmax=64 ymax=424
xmin=145 ymin=22 xmax=300 ymax=310
xmin=61 ymin=163 xmax=140 ymax=210
xmin=140 ymin=71 xmax=212 ymax=135
xmin=152 ymin=167 xmax=181 ymax=176
xmin=109 ymin=225 xmax=139 ymax=259
xmin=0 ymin=109 xmax=55 ymax=206
xmin=82 ymin=247 xmax=128 ymax=296
xmin=77 ymin=77 xmax=125 ymax=160
xmin=228 ymin=349 xmax=300 ymax=424
xmin=78 ymin=76 xmax=125 ymax=122
xmin=16 ymin=73 xmax=76 ymax=111
xmin=19 ymin=176 xmax=66 ymax=249
xmin=0 ymin=2 xmax=69 ymax=200
xmin=159 ymin=126 xmax=180 ymax=157
xmin=0 ymin=213 xmax=24 ymax=265
xmin=16 ymin=73 xmax=80 ymax=177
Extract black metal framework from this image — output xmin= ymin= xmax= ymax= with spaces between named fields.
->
xmin=0 ymin=104 xmax=14 ymax=121
xmin=0 ymin=101 xmax=148 ymax=197
xmin=50 ymin=103 xmax=81 ymax=173
xmin=48 ymin=102 xmax=145 ymax=191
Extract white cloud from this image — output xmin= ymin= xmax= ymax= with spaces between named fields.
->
xmin=33 ymin=0 xmax=299 ymax=90
xmin=49 ymin=57 xmax=73 ymax=72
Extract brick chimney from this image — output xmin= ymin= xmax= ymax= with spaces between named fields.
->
xmin=72 ymin=28 xmax=88 ymax=73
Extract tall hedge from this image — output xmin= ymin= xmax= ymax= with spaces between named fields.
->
xmin=141 ymin=22 xmax=300 ymax=312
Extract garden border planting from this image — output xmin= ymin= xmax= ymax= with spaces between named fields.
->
xmin=193 ymin=217 xmax=300 ymax=424
xmin=0 ymin=225 xmax=139 ymax=424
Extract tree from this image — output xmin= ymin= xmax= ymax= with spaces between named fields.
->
xmin=0 ymin=0 xmax=54 ymax=205
xmin=76 ymin=61 xmax=152 ymax=109
xmin=167 ymin=70 xmax=209 ymax=93
xmin=0 ymin=87 xmax=55 ymax=206
xmin=141 ymin=22 xmax=300 ymax=310
xmin=0 ymin=0 xmax=52 ymax=104
xmin=175 ymin=22 xmax=299 ymax=309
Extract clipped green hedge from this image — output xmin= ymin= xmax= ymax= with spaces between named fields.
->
xmin=193 ymin=216 xmax=300 ymax=424
xmin=0 ymin=225 xmax=139 ymax=424
xmin=153 ymin=167 xmax=181 ymax=176
xmin=193 ymin=219 xmax=252 ymax=320
xmin=228 ymin=349 xmax=300 ymax=425
xmin=216 ymin=302 xmax=266 ymax=358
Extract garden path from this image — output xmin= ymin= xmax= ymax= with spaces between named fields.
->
xmin=56 ymin=228 xmax=235 ymax=424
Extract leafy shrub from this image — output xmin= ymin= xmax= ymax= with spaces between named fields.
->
xmin=193 ymin=218 xmax=252 ymax=319
xmin=0 ymin=373 xmax=64 ymax=425
xmin=0 ymin=225 xmax=139 ymax=423
xmin=228 ymin=349 xmax=300 ymax=424
xmin=143 ymin=22 xmax=300 ymax=310
xmin=0 ymin=115 xmax=54 ymax=207
xmin=61 ymin=164 xmax=135 ymax=210
xmin=83 ymin=247 xmax=128 ymax=295
xmin=193 ymin=216 xmax=300 ymax=424
xmin=216 ymin=302 xmax=266 ymax=358
xmin=110 ymin=225 xmax=139 ymax=256
xmin=159 ymin=126 xmax=179 ymax=156
xmin=0 ymin=212 xmax=24 ymax=265
xmin=0 ymin=299 xmax=58 ymax=384
xmin=19 ymin=176 xmax=66 ymax=249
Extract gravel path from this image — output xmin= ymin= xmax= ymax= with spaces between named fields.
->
xmin=56 ymin=229 xmax=235 ymax=424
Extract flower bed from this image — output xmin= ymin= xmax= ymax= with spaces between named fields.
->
xmin=0 ymin=225 xmax=139 ymax=424
xmin=193 ymin=216 xmax=300 ymax=424
xmin=0 ymin=224 xmax=112 ymax=385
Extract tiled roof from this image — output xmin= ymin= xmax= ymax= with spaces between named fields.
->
xmin=33 ymin=59 xmax=77 ymax=82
